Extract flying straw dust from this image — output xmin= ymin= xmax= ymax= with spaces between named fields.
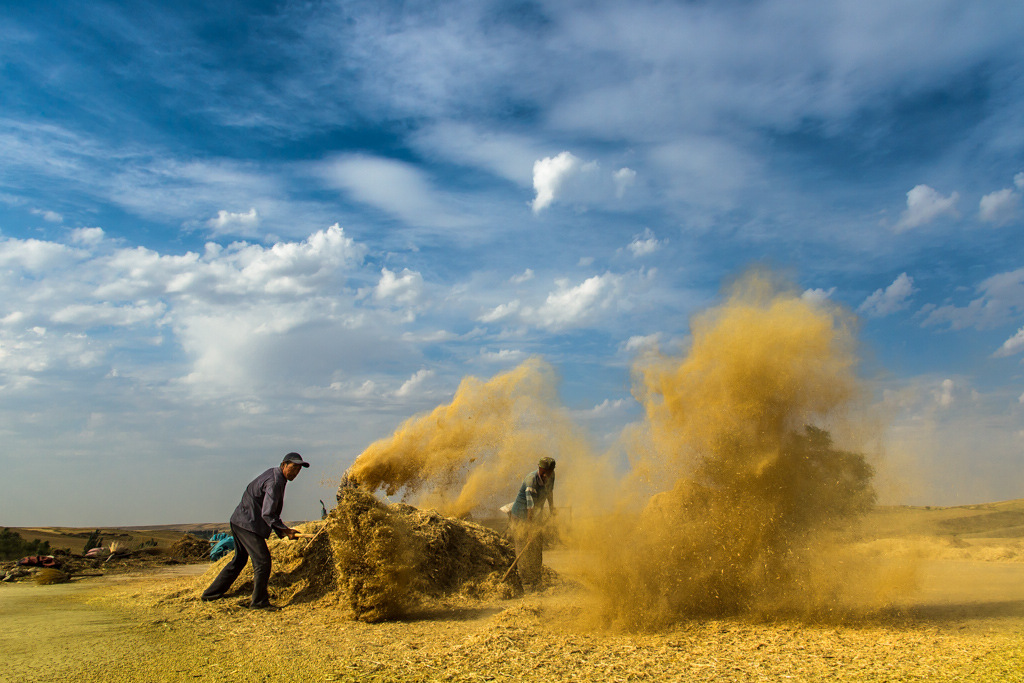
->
xmin=581 ymin=272 xmax=883 ymax=628
xmin=347 ymin=356 xmax=595 ymax=518
xmin=348 ymin=271 xmax=900 ymax=627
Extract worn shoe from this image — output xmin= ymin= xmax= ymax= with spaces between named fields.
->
xmin=200 ymin=593 xmax=224 ymax=602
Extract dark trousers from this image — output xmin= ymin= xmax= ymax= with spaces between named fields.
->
xmin=201 ymin=523 xmax=272 ymax=606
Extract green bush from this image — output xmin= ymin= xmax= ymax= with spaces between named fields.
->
xmin=82 ymin=529 xmax=102 ymax=554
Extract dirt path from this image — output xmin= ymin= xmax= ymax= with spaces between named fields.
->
xmin=2 ymin=559 xmax=1023 ymax=682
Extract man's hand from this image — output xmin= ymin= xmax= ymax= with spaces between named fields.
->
xmin=286 ymin=528 xmax=299 ymax=540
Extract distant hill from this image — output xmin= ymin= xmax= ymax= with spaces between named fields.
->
xmin=868 ymin=499 xmax=1024 ymax=539
xmin=9 ymin=500 xmax=1024 ymax=554
xmin=6 ymin=521 xmax=312 ymax=552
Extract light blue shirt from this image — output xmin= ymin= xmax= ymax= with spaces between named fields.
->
xmin=510 ymin=469 xmax=555 ymax=519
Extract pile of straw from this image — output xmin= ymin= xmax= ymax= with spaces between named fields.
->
xmin=330 ymin=490 xmax=520 ymax=621
xmin=169 ymin=534 xmax=211 ymax=560
xmin=202 ymin=488 xmax=519 ymax=622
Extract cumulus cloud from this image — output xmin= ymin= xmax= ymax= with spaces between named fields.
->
xmin=70 ymin=227 xmax=105 ymax=246
xmin=532 ymin=151 xmax=597 ymax=213
xmin=623 ymin=333 xmax=661 ymax=352
xmin=627 ymin=228 xmax=662 ymax=257
xmin=374 ymin=267 xmax=423 ymax=306
xmin=894 ymin=185 xmax=959 ymax=232
xmin=979 ymin=187 xmax=1021 ymax=226
xmin=528 ymin=273 xmax=623 ymax=330
xmin=395 ymin=368 xmax=434 ymax=397
xmin=207 ymin=207 xmax=260 ymax=234
xmin=858 ymin=273 xmax=916 ymax=317
xmin=584 ymin=398 xmax=631 ymax=417
xmin=801 ymin=287 xmax=836 ymax=303
xmin=31 ymin=208 xmax=63 ymax=223
xmin=0 ymin=225 xmax=372 ymax=394
xmin=993 ymin=326 xmax=1024 ymax=358
xmin=510 ymin=269 xmax=534 ymax=284
xmin=0 ymin=236 xmax=86 ymax=273
xmin=478 ymin=300 xmax=521 ymax=323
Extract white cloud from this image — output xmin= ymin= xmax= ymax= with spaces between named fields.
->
xmin=0 ymin=236 xmax=86 ymax=274
xmin=532 ymin=151 xmax=593 ymax=213
xmin=51 ymin=301 xmax=166 ymax=327
xmin=529 ymin=151 xmax=629 ymax=213
xmin=979 ymin=188 xmax=1021 ymax=226
xmin=627 ymin=228 xmax=662 ymax=257
xmin=0 ymin=225 xmax=376 ymax=396
xmin=31 ymin=208 xmax=63 ymax=223
xmin=323 ymin=154 xmax=469 ymax=229
xmin=614 ymin=167 xmax=637 ymax=198
xmin=510 ymin=269 xmax=534 ymax=284
xmin=70 ymin=227 xmax=105 ymax=246
xmin=374 ymin=267 xmax=423 ymax=306
xmin=858 ymin=273 xmax=916 ymax=317
xmin=529 ymin=273 xmax=623 ymax=330
xmin=623 ymin=333 xmax=661 ymax=352
xmin=923 ymin=267 xmax=1024 ymax=331
xmin=584 ymin=398 xmax=631 ymax=417
xmin=395 ymin=368 xmax=434 ymax=397
xmin=478 ymin=300 xmax=521 ymax=324
xmin=1016 ymin=173 xmax=1024 ymax=190
xmin=993 ymin=326 xmax=1024 ymax=358
xmin=936 ymin=378 xmax=955 ymax=408
xmin=411 ymin=123 xmax=540 ymax=186
xmin=479 ymin=348 xmax=526 ymax=362
xmin=207 ymin=207 xmax=260 ymax=234
xmin=894 ymin=185 xmax=959 ymax=232
xmin=801 ymin=287 xmax=836 ymax=303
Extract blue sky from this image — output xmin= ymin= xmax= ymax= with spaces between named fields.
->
xmin=2 ymin=0 xmax=1024 ymax=525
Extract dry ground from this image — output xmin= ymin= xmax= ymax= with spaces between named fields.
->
xmin=3 ymin=504 xmax=1024 ymax=682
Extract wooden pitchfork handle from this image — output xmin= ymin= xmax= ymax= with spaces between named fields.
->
xmin=293 ymin=525 xmax=328 ymax=548
xmin=501 ymin=529 xmax=540 ymax=583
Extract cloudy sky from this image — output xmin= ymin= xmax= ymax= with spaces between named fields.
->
xmin=3 ymin=1 xmax=1024 ymax=525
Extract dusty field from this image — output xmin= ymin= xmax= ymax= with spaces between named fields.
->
xmin=5 ymin=502 xmax=1024 ymax=682
xmin=2 ymin=547 xmax=1023 ymax=683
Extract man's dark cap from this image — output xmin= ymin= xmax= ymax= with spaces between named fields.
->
xmin=283 ymin=452 xmax=310 ymax=468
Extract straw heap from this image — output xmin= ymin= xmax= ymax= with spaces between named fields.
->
xmin=208 ymin=488 xmax=519 ymax=622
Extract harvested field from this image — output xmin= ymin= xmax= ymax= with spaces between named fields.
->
xmin=2 ymin=541 xmax=1024 ymax=682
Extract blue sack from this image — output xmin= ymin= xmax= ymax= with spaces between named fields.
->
xmin=209 ymin=532 xmax=235 ymax=561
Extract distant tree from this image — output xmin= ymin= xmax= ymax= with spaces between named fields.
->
xmin=0 ymin=528 xmax=23 ymax=560
xmin=0 ymin=528 xmax=54 ymax=560
xmin=83 ymin=529 xmax=102 ymax=554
